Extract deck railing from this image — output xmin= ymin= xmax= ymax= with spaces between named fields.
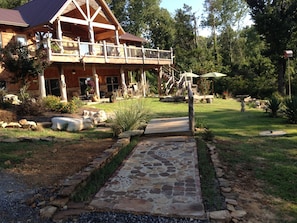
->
xmin=46 ymin=38 xmax=173 ymax=64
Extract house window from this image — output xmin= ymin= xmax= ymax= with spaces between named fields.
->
xmin=106 ymin=76 xmax=119 ymax=92
xmin=16 ymin=35 xmax=27 ymax=46
xmin=0 ymin=80 xmax=6 ymax=90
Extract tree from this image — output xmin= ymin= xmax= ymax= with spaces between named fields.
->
xmin=246 ymin=0 xmax=297 ymax=95
xmin=173 ymin=4 xmax=198 ymax=71
xmin=202 ymin=0 xmax=248 ymax=66
xmin=0 ymin=41 xmax=50 ymax=84
xmin=0 ymin=0 xmax=28 ymax=8
xmin=146 ymin=8 xmax=175 ymax=49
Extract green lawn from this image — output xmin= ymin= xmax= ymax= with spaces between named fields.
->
xmin=93 ymin=97 xmax=297 ymax=220
xmin=1 ymin=97 xmax=296 ymax=220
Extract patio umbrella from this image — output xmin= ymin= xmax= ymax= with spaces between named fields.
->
xmin=180 ymin=72 xmax=199 ymax=78
xmin=200 ymin=72 xmax=227 ymax=95
xmin=180 ymin=72 xmax=199 ymax=87
xmin=200 ymin=72 xmax=227 ymax=78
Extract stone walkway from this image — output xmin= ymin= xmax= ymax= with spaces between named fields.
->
xmin=90 ymin=117 xmax=206 ymax=220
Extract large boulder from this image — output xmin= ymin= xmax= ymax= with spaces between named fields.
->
xmin=82 ymin=110 xmax=107 ymax=124
xmin=51 ymin=117 xmax=93 ymax=132
xmin=3 ymin=94 xmax=21 ymax=105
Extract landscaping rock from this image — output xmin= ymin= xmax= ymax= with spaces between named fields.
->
xmin=40 ymin=205 xmax=57 ymax=219
xmin=209 ymin=210 xmax=231 ymax=222
xmin=82 ymin=109 xmax=107 ymax=124
xmin=51 ymin=117 xmax=93 ymax=131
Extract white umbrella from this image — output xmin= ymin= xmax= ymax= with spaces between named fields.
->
xmin=180 ymin=72 xmax=199 ymax=78
xmin=200 ymin=72 xmax=227 ymax=78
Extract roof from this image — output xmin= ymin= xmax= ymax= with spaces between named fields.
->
xmin=0 ymin=8 xmax=28 ymax=27
xmin=16 ymin=0 xmax=67 ymax=28
xmin=119 ymin=33 xmax=147 ymax=43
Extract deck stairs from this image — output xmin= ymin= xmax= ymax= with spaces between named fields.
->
xmin=162 ymin=66 xmax=188 ymax=95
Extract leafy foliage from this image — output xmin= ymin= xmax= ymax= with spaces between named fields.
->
xmin=111 ymin=99 xmax=151 ymax=135
xmin=267 ymin=94 xmax=282 ymax=118
xmin=283 ymin=96 xmax=297 ymax=124
xmin=246 ymin=0 xmax=297 ymax=95
xmin=0 ymin=41 xmax=50 ymax=84
xmin=42 ymin=96 xmax=83 ymax=114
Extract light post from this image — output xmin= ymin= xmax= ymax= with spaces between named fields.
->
xmin=284 ymin=50 xmax=293 ymax=98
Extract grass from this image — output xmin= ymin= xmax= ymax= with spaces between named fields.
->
xmin=196 ymin=138 xmax=225 ymax=211
xmin=1 ymin=97 xmax=297 ymax=220
xmin=0 ymin=141 xmax=53 ymax=168
xmin=0 ymin=128 xmax=113 ymax=169
xmin=72 ymin=137 xmax=139 ymax=202
xmin=91 ymin=97 xmax=297 ymax=220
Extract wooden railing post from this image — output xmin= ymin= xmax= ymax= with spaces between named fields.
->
xmin=103 ymin=40 xmax=108 ymax=62
xmin=124 ymin=43 xmax=128 ymax=63
xmin=142 ymin=45 xmax=145 ymax=63
xmin=77 ymin=37 xmax=81 ymax=58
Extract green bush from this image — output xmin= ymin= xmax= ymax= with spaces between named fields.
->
xmin=111 ymin=99 xmax=151 ymax=136
xmin=283 ymin=96 xmax=297 ymax=124
xmin=267 ymin=94 xmax=282 ymax=118
xmin=42 ymin=95 xmax=61 ymax=111
xmin=42 ymin=96 xmax=84 ymax=114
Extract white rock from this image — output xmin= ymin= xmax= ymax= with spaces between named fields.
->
xmin=231 ymin=210 xmax=247 ymax=218
xmin=51 ymin=117 xmax=93 ymax=131
xmin=40 ymin=206 xmax=57 ymax=218
xmin=209 ymin=210 xmax=231 ymax=222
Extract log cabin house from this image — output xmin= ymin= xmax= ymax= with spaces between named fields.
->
xmin=0 ymin=0 xmax=174 ymax=101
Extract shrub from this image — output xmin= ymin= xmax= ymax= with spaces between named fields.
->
xmin=266 ymin=94 xmax=282 ymax=118
xmin=42 ymin=95 xmax=61 ymax=111
xmin=16 ymin=98 xmax=44 ymax=116
xmin=42 ymin=96 xmax=84 ymax=114
xmin=283 ymin=96 xmax=297 ymax=124
xmin=111 ymin=99 xmax=151 ymax=136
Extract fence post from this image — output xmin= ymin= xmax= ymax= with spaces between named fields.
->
xmin=188 ymin=86 xmax=195 ymax=135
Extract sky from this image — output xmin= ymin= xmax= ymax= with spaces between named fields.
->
xmin=160 ymin=0 xmax=203 ymax=15
xmin=160 ymin=0 xmax=253 ymax=37
xmin=160 ymin=0 xmax=210 ymax=36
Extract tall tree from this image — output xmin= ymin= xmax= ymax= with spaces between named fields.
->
xmin=246 ymin=0 xmax=297 ymax=95
xmin=0 ymin=0 xmax=27 ymax=8
xmin=202 ymin=0 xmax=248 ymax=66
xmin=173 ymin=4 xmax=198 ymax=71
xmin=147 ymin=8 xmax=175 ymax=49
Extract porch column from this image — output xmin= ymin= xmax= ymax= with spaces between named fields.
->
xmin=60 ymin=66 xmax=68 ymax=102
xmin=115 ymin=29 xmax=120 ymax=45
xmin=92 ymin=65 xmax=100 ymax=99
xmin=140 ymin=67 xmax=146 ymax=97
xmin=38 ymin=71 xmax=46 ymax=98
xmin=158 ymin=67 xmax=162 ymax=96
xmin=57 ymin=18 xmax=62 ymax=40
xmin=120 ymin=66 xmax=127 ymax=97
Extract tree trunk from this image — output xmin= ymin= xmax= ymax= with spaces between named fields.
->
xmin=277 ymin=59 xmax=286 ymax=96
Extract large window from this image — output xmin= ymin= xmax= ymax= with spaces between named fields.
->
xmin=106 ymin=76 xmax=119 ymax=92
xmin=16 ymin=35 xmax=27 ymax=46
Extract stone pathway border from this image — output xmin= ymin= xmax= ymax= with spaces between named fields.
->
xmin=206 ymin=142 xmax=247 ymax=222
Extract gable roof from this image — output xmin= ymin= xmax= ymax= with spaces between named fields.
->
xmin=16 ymin=0 xmax=67 ymax=28
xmin=0 ymin=8 xmax=28 ymax=27
xmin=16 ymin=0 xmax=124 ymax=35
